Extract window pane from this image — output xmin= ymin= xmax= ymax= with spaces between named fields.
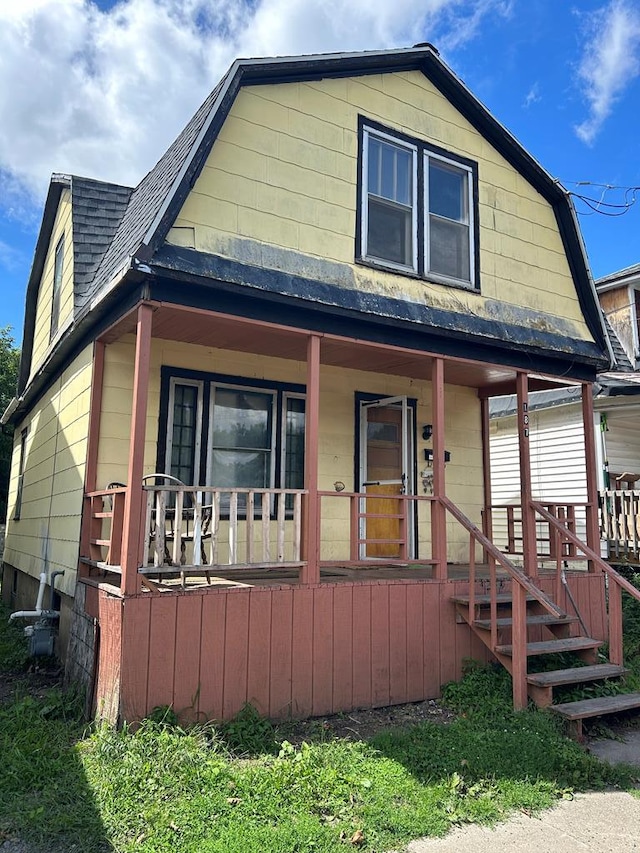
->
xmin=170 ymin=384 xmax=198 ymax=484
xmin=367 ymin=197 xmax=412 ymax=266
xmin=429 ymin=216 xmax=470 ymax=281
xmin=212 ymin=449 xmax=270 ymax=489
xmin=212 ymin=388 xmax=272 ymax=449
xmin=395 ymin=149 xmax=411 ymax=206
xmin=368 ymin=137 xmax=381 ymax=196
xmin=429 ymin=160 xmax=468 ymax=223
xmin=285 ymin=398 xmax=305 ymax=490
xmin=381 ymin=143 xmax=396 ymax=199
xmin=367 ymin=422 xmax=399 ymax=443
xmin=369 ymin=136 xmax=412 ymax=206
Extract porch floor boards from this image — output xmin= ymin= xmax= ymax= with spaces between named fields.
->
xmin=113 ymin=562 xmax=510 ymax=591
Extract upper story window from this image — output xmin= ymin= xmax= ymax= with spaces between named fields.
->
xmin=50 ymin=236 xmax=64 ymax=340
xmin=359 ymin=120 xmax=479 ymax=290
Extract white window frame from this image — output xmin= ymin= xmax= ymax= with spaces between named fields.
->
xmin=165 ymin=377 xmax=204 ymax=485
xmin=206 ymin=382 xmax=278 ymax=494
xmin=361 ymin=126 xmax=418 ymax=274
xmin=424 ymin=150 xmax=475 ymax=287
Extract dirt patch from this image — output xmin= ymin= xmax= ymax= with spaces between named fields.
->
xmin=282 ymin=698 xmax=457 ymax=743
xmin=0 ymin=664 xmax=63 ymax=706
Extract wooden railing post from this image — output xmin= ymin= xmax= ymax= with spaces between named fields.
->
xmin=516 ymin=372 xmax=537 ymax=578
xmin=608 ymin=580 xmax=624 ymax=665
xmin=582 ymin=383 xmax=601 ymax=570
xmin=79 ymin=340 xmax=105 ymax=578
xmin=480 ymin=396 xmax=492 ymax=562
xmin=511 ymin=583 xmax=528 ymax=709
xmin=301 ymin=334 xmax=321 ymax=585
xmin=431 ymin=357 xmax=447 ymax=579
xmin=120 ymin=303 xmax=153 ymax=596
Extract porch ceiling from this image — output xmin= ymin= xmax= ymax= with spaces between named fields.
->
xmin=101 ymin=302 xmax=576 ymax=394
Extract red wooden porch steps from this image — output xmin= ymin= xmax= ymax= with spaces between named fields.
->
xmin=452 ymin=591 xmax=640 ymax=735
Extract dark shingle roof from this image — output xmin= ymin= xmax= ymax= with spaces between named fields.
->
xmin=71 ymin=176 xmax=132 ymax=303
xmin=86 ymin=74 xmax=228 ymax=305
xmin=603 ymin=316 xmax=634 ymax=372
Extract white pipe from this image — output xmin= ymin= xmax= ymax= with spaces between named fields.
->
xmin=9 ymin=572 xmax=49 ymax=621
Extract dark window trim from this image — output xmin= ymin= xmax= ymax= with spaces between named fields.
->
xmin=157 ymin=367 xmax=306 ymax=518
xmin=356 ymin=115 xmax=481 ymax=291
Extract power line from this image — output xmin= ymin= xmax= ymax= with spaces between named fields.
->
xmin=560 ymin=180 xmax=640 ymax=218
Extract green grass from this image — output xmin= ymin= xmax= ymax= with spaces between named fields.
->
xmin=0 ymin=599 xmax=638 ymax=852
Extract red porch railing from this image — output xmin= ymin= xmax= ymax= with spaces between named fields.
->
xmin=488 ymin=502 xmax=591 ymax=566
xmin=532 ymin=502 xmax=640 ymax=665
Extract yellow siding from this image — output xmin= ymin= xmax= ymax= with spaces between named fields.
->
xmin=171 ymin=72 xmax=593 ymax=343
xmin=30 ymin=188 xmax=74 ymax=379
xmin=4 ymin=346 xmax=93 ymax=598
xmin=97 ymin=338 xmax=482 ymax=564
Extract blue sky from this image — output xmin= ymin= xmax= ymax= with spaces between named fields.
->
xmin=2 ymin=0 xmax=640 ymax=345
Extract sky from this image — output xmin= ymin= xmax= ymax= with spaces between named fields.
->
xmin=1 ymin=0 xmax=640 ymax=345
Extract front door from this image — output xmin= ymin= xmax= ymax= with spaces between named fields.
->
xmin=360 ymin=396 xmax=413 ymax=559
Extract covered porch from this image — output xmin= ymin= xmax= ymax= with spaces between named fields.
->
xmin=76 ymin=300 xmax=626 ymax=722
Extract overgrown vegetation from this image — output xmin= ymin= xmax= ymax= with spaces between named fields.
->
xmin=0 ymin=325 xmax=20 ymax=521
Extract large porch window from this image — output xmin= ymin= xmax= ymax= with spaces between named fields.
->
xmin=160 ymin=370 xmax=305 ymax=509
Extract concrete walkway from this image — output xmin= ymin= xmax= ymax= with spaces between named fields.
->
xmin=406 ymin=791 xmax=640 ymax=852
xmin=406 ymin=731 xmax=640 ymax=852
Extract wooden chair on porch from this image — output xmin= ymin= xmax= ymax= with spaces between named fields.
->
xmin=142 ymin=473 xmax=213 ymax=586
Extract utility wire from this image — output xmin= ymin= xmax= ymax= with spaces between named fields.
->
xmin=560 ymin=180 xmax=640 ymax=217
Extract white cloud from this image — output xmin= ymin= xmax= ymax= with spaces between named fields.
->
xmin=0 ymin=0 xmax=508 ymax=218
xmin=523 ymin=82 xmax=541 ymax=108
xmin=575 ymin=0 xmax=640 ymax=145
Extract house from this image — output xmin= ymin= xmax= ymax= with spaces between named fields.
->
xmin=598 ymin=264 xmax=640 ymax=370
xmin=490 ymin=293 xmax=640 ymax=562
xmin=3 ymin=45 xmax=638 ymax=727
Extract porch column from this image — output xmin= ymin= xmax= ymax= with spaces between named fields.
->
xmin=79 ymin=340 xmax=105 ymax=579
xmin=480 ymin=396 xmax=492 ymax=543
xmin=301 ymin=333 xmax=321 ymax=585
xmin=431 ymin=357 xmax=447 ymax=580
xmin=516 ymin=371 xmax=537 ymax=578
xmin=582 ymin=382 xmax=601 ymax=571
xmin=120 ymin=304 xmax=153 ymax=596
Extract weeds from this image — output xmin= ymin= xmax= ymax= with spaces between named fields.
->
xmin=221 ymin=702 xmax=279 ymax=756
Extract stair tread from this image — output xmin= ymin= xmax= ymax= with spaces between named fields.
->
xmin=474 ymin=614 xmax=577 ymax=629
xmin=527 ymin=664 xmax=628 ymax=687
xmin=550 ymin=692 xmax=640 ymax=720
xmin=495 ymin=636 xmax=602 ymax=657
xmin=452 ymin=594 xmax=536 ymax=605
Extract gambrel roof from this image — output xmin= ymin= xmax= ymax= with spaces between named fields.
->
xmin=15 ymin=45 xmax=611 ymax=415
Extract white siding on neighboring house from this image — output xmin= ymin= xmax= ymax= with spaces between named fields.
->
xmin=489 ymin=402 xmax=588 ymax=557
xmin=602 ymin=406 xmax=640 ymax=479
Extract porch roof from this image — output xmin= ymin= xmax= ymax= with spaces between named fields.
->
xmin=101 ymin=300 xmax=580 ymax=396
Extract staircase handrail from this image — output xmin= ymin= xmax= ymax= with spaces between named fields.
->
xmin=532 ymin=502 xmax=640 ymax=603
xmin=440 ymin=496 xmax=563 ymax=618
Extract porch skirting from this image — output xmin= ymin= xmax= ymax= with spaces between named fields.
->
xmin=83 ymin=573 xmax=607 ymax=725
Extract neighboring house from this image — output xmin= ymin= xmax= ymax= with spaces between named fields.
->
xmin=598 ymin=264 xmax=640 ymax=371
xmin=490 ymin=296 xmax=640 ymax=561
xmin=3 ymin=45 xmax=635 ymax=726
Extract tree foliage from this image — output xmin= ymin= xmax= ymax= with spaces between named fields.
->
xmin=0 ymin=327 xmax=20 ymax=521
